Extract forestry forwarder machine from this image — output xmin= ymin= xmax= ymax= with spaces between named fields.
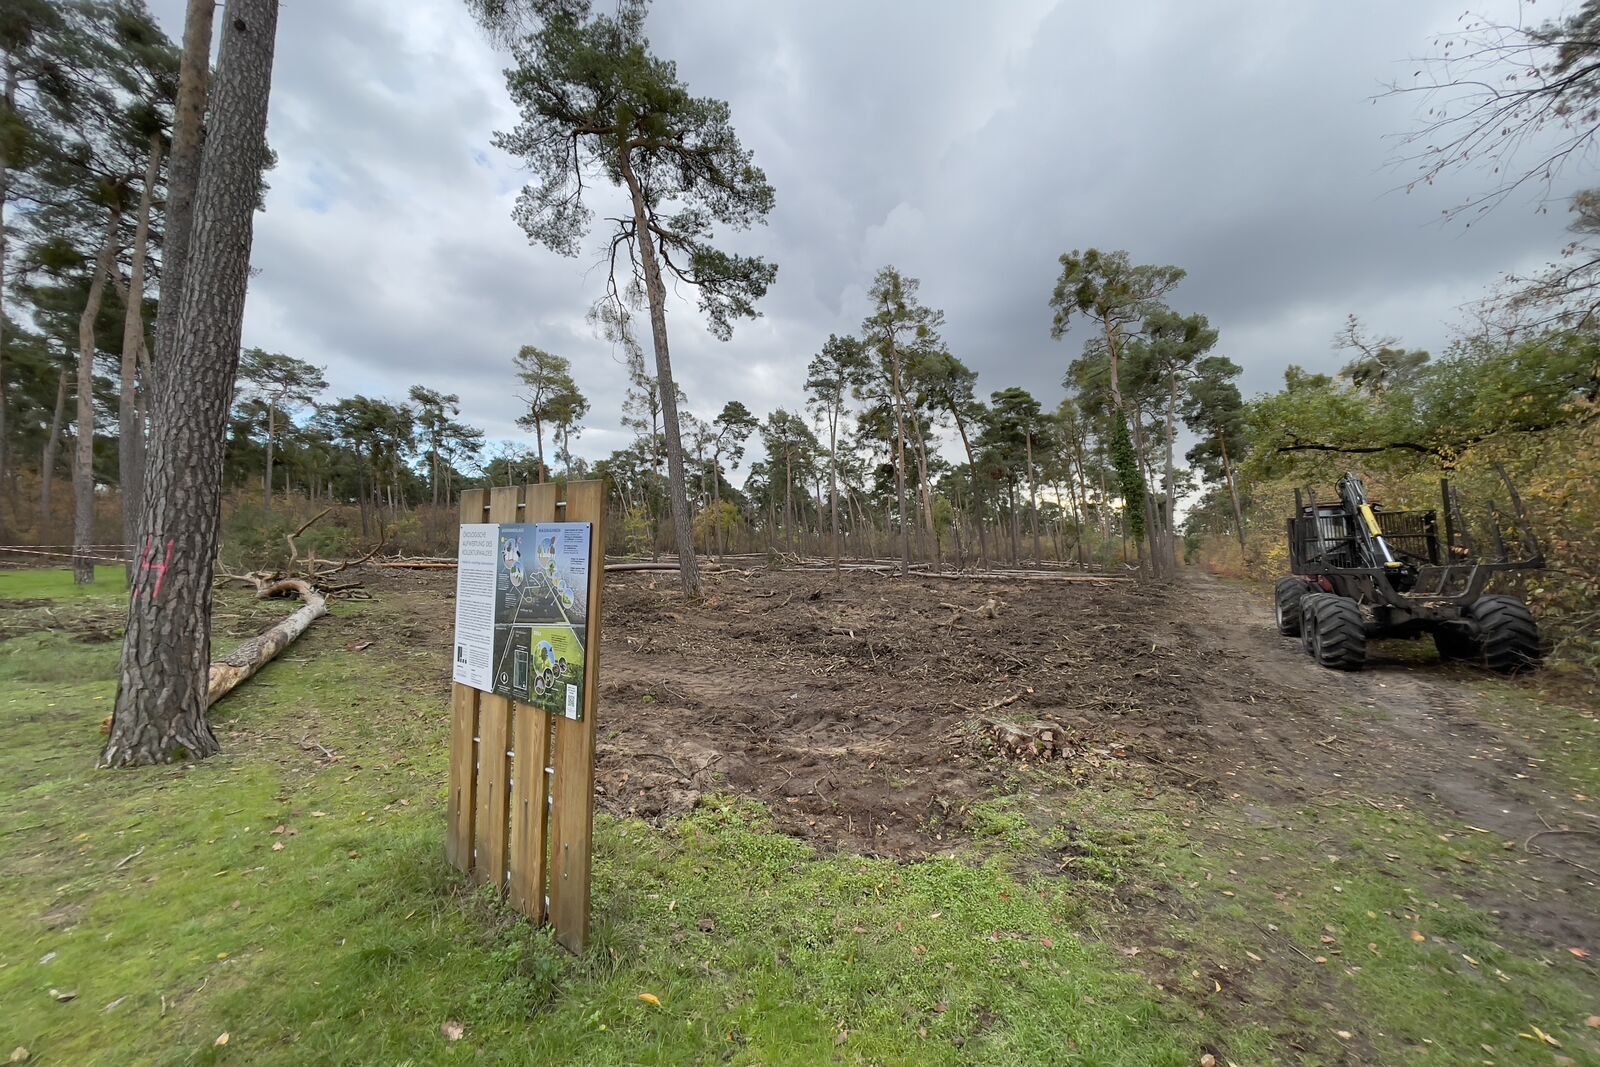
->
xmin=1274 ymin=470 xmax=1545 ymax=673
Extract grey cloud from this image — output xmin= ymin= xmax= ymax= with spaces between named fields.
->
xmin=144 ymin=0 xmax=1582 ymax=476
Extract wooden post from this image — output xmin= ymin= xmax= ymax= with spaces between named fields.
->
xmin=549 ymin=479 xmax=605 ymax=952
xmin=446 ymin=480 xmax=604 ymax=952
xmin=445 ymin=488 xmax=489 ymax=872
xmin=509 ymin=482 xmax=560 ymax=920
xmin=473 ymin=485 xmax=522 ymax=890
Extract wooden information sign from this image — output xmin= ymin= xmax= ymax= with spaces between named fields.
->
xmin=445 ymin=481 xmax=605 ymax=952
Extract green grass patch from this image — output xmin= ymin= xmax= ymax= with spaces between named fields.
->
xmin=0 ymin=581 xmax=1215 ymax=1067
xmin=0 ymin=565 xmax=127 ymax=600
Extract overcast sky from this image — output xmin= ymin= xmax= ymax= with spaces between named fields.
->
xmin=147 ymin=0 xmax=1580 ymax=476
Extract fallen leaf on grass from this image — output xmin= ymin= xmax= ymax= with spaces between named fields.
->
xmin=1519 ymin=1025 xmax=1561 ymax=1047
xmin=1569 ymin=947 xmax=1590 ymax=959
xmin=214 ymin=1033 xmax=229 ymax=1047
xmin=1410 ymin=931 xmax=1426 ymax=942
xmin=1245 ymin=950 xmax=1262 ymax=962
xmin=9 ymin=1048 xmax=29 ymax=1063
xmin=271 ymin=842 xmax=284 ymax=852
xmin=1336 ymin=1030 xmax=1353 ymax=1040
xmin=48 ymin=988 xmax=76 ymax=1002
xmin=441 ymin=1021 xmax=464 ymax=1041
xmin=1585 ymin=1015 xmax=1600 ymax=1028
xmin=637 ymin=993 xmax=661 ymax=1007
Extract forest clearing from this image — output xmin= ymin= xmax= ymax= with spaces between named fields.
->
xmin=5 ymin=0 xmax=1600 ymax=1064
xmin=3 ymin=562 xmax=1597 ymax=1064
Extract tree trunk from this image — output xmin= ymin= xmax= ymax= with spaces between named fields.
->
xmin=0 ymin=63 xmax=14 ymax=537
xmin=783 ymin=444 xmax=794 ymax=554
xmin=1220 ymin=433 xmax=1247 ymax=558
xmin=120 ymin=135 xmax=162 ymax=581
xmin=828 ymin=408 xmax=841 ymax=585
xmin=908 ymin=405 xmax=939 ymax=568
xmin=104 ymin=0 xmax=281 ymax=769
xmin=949 ymin=405 xmax=989 ymax=568
xmin=1162 ymin=369 xmax=1181 ymax=573
xmin=618 ymin=164 xmax=700 ymax=597
xmin=1026 ymin=431 xmax=1041 ymax=564
xmin=1100 ymin=311 xmax=1155 ymax=578
xmin=533 ymin=415 xmax=545 ymax=483
xmin=207 ymin=579 xmax=326 ymax=705
xmin=152 ymin=0 xmax=217 ymax=374
xmin=75 ymin=207 xmax=122 ymax=585
xmin=886 ymin=348 xmax=913 ymax=575
xmin=263 ymin=401 xmax=275 ymax=511
xmin=40 ymin=367 xmax=69 ymax=539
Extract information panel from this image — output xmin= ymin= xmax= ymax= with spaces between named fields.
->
xmin=453 ymin=521 xmax=592 ymax=719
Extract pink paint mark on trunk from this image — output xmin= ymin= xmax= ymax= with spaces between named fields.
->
xmin=139 ymin=536 xmax=176 ymax=601
xmin=151 ymin=540 xmax=176 ymax=600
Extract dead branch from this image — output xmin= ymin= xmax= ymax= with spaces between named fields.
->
xmin=285 ymin=507 xmax=333 ymax=573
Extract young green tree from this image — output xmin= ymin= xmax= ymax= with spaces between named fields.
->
xmin=408 ymin=385 xmax=460 ymax=505
xmin=1050 ymin=249 xmax=1185 ymax=575
xmin=913 ymin=348 xmax=989 ymax=566
xmin=472 ymin=0 xmax=778 ymax=598
xmin=104 ymin=0 xmax=280 ymax=768
xmin=546 ymin=382 xmax=589 ymax=477
xmin=1143 ymin=308 xmax=1218 ymax=571
xmin=986 ymin=387 xmax=1047 ymax=563
xmin=804 ymin=334 xmax=869 ymax=579
xmin=1334 ymin=315 xmax=1429 ymax=396
xmin=1181 ymin=355 xmax=1248 ymax=555
xmin=236 ymin=348 xmax=327 ymax=510
xmin=511 ymin=344 xmax=575 ymax=482
xmin=862 ymin=266 xmax=944 ymax=574
xmin=708 ymin=399 xmax=756 ymax=555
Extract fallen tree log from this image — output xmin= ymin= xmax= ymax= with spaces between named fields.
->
xmin=206 ymin=579 xmax=328 ymax=706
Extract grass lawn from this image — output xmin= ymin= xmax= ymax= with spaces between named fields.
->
xmin=1 ymin=567 xmax=1595 ymax=1065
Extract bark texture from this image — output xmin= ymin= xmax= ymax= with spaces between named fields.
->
xmin=104 ymin=0 xmax=280 ymax=768
xmin=151 ymin=0 xmax=216 ymax=375
xmin=206 ymin=579 xmax=326 ymax=704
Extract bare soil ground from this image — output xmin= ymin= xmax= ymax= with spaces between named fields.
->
xmin=375 ymin=562 xmax=1599 ymax=957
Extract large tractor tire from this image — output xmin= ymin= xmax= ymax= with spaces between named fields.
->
xmin=1299 ymin=594 xmax=1326 ymax=656
xmin=1467 ymin=595 xmax=1542 ymax=674
xmin=1274 ymin=577 xmax=1308 ymax=637
xmin=1308 ymin=595 xmax=1367 ymax=671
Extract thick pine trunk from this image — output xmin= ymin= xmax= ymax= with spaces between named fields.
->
xmin=620 ymin=160 xmax=701 ymax=598
xmin=152 ymin=0 xmax=217 ymax=374
xmin=121 ymin=136 xmax=162 ymax=581
xmin=75 ymin=208 xmax=122 ymax=585
xmin=104 ymin=0 xmax=280 ymax=769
